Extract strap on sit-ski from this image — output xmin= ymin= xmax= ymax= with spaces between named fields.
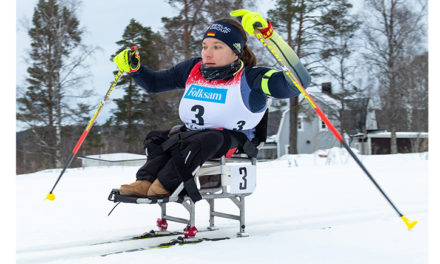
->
xmin=169 ymin=145 xmax=202 ymax=203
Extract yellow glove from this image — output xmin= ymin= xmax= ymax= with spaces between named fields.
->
xmin=113 ymin=46 xmax=140 ymax=73
xmin=230 ymin=9 xmax=273 ymax=38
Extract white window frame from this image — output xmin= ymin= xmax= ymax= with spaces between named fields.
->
xmin=319 ymin=118 xmax=328 ymax=131
xmin=297 ymin=116 xmax=304 ymax=131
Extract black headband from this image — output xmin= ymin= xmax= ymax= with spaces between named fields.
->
xmin=203 ymin=20 xmax=245 ymax=55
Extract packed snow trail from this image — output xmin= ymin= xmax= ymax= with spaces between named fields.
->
xmin=16 ymin=150 xmax=428 ymax=264
xmin=17 ymin=228 xmax=234 ymax=263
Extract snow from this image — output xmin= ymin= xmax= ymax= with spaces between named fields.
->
xmin=81 ymin=153 xmax=146 ymax=161
xmin=16 ymin=149 xmax=429 ymax=263
xmin=308 ymin=92 xmax=342 ymax=110
xmin=366 ymin=131 xmax=428 ymax=138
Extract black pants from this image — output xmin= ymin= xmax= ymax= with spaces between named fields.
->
xmin=135 ymin=130 xmax=227 ymax=192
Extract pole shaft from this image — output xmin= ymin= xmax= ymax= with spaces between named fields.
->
xmin=47 ymin=70 xmax=123 ymax=194
xmin=72 ymin=102 xmax=104 ymax=154
xmin=49 ymin=153 xmax=75 ymax=194
xmin=255 ymin=32 xmax=404 ymax=218
xmin=341 ymin=140 xmax=403 ymax=217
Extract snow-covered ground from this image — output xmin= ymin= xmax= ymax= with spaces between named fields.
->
xmin=16 ymin=149 xmax=429 ymax=263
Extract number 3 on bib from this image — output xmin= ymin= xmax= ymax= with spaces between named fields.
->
xmin=191 ymin=105 xmax=204 ymax=125
xmin=234 ymin=120 xmax=246 ymax=130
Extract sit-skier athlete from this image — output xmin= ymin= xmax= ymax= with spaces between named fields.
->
xmin=113 ymin=10 xmax=311 ymax=201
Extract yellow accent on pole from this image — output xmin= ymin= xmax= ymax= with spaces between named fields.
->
xmin=106 ymin=70 xmax=122 ymax=98
xmin=85 ymin=103 xmax=103 ymax=131
xmin=255 ymin=32 xmax=317 ymax=109
xmin=285 ymin=71 xmax=317 ymax=109
xmin=45 ymin=192 xmax=55 ymax=201
xmin=85 ymin=70 xmax=122 ymax=132
xmin=401 ymin=216 xmax=418 ymax=230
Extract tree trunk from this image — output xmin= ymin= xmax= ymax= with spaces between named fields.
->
xmin=48 ymin=59 xmax=56 ymax=168
xmin=288 ymin=1 xmax=304 ymax=154
xmin=289 ymin=97 xmax=298 ymax=154
xmin=55 ymin=79 xmax=62 ymax=167
xmin=183 ymin=0 xmax=191 ymax=59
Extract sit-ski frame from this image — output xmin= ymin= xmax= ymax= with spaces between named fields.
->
xmin=108 ymin=155 xmax=257 ymax=237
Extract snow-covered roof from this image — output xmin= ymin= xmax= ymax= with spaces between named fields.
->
xmin=352 ymin=131 xmax=428 ymax=138
xmin=300 ymin=92 xmax=342 ymax=111
xmin=300 ymin=92 xmax=377 ymax=112
xmin=367 ymin=132 xmax=428 ymax=138
xmin=79 ymin=153 xmax=146 ymax=161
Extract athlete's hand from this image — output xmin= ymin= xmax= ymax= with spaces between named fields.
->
xmin=113 ymin=46 xmax=141 ymax=73
xmin=230 ymin=9 xmax=273 ymax=39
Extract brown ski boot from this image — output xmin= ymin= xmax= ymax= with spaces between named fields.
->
xmin=119 ymin=180 xmax=152 ymax=197
xmin=147 ymin=179 xmax=171 ymax=197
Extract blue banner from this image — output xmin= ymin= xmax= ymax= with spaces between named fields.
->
xmin=184 ymin=84 xmax=227 ymax=104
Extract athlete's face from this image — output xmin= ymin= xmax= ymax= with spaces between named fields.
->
xmin=201 ymin=38 xmax=238 ymax=67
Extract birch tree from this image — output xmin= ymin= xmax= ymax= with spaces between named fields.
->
xmin=362 ymin=0 xmax=427 ymax=153
xmin=316 ymin=0 xmax=361 ymax=136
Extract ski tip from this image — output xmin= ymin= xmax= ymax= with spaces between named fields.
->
xmin=45 ymin=192 xmax=55 ymax=201
xmin=401 ymin=216 xmax=418 ymax=230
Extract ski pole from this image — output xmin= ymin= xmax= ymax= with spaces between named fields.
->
xmin=45 ymin=70 xmax=123 ymax=201
xmin=254 ymin=30 xmax=418 ymax=230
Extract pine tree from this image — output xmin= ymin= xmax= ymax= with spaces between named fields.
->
xmin=16 ymin=0 xmax=91 ymax=168
xmin=110 ymin=19 xmax=168 ymax=153
xmin=203 ymin=0 xmax=255 ymax=20
xmin=161 ymin=0 xmax=255 ymax=62
xmin=161 ymin=0 xmax=208 ymax=62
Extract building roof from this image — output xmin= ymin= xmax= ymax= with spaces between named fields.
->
xmin=357 ymin=131 xmax=428 ymax=138
xmin=79 ymin=153 xmax=146 ymax=161
xmin=300 ymin=92 xmax=342 ymax=111
xmin=298 ymin=91 xmax=379 ymax=134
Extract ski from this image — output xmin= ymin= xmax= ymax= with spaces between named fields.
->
xmin=90 ymin=230 xmax=183 ymax=246
xmin=90 ymin=227 xmax=217 ymax=246
xmin=100 ymin=236 xmax=230 ymax=257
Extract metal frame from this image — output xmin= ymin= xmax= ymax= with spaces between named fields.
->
xmin=156 ymin=156 xmax=255 ymax=237
xmin=108 ymin=155 xmax=256 ymax=237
